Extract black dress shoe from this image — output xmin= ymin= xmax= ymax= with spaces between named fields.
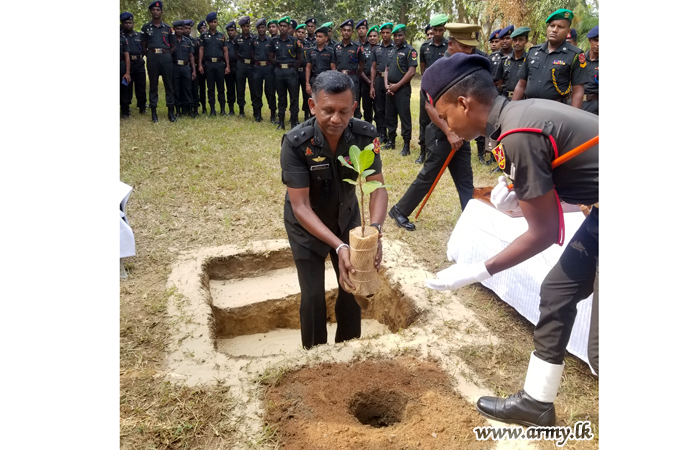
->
xmin=255 ymin=115 xmax=263 ymax=122
xmin=270 ymin=113 xmax=277 ymax=124
xmin=415 ymin=150 xmax=425 ymax=164
xmin=476 ymin=390 xmax=555 ymax=427
xmin=168 ymin=106 xmax=177 ymax=122
xmin=139 ymin=107 xmax=147 ymax=115
xmin=388 ymin=206 xmax=416 ymax=231
xmin=379 ymin=134 xmax=387 ymax=144
xmin=478 ymin=154 xmax=488 ymax=165
xmin=383 ymin=140 xmax=395 ymax=150
xmin=239 ymin=106 xmax=244 ymax=117
xmin=399 ymin=143 xmax=410 ymax=156
xmin=276 ymin=120 xmax=285 ymax=130
xmin=151 ymin=108 xmax=158 ymax=123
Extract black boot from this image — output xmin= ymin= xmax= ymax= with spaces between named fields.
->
xmin=139 ymin=106 xmax=147 ymax=115
xmin=400 ymin=141 xmax=410 ymax=156
xmin=382 ymin=139 xmax=395 ymax=150
xmin=151 ymin=107 xmax=158 ymax=123
xmin=209 ymin=103 xmax=216 ymax=117
xmin=193 ymin=105 xmax=199 ymax=117
xmin=415 ymin=146 xmax=426 ymax=164
xmin=239 ymin=106 xmax=245 ymax=117
xmin=290 ymin=116 xmax=299 ymax=128
xmin=187 ymin=106 xmax=194 ymax=118
xmin=276 ymin=114 xmax=285 ymax=130
xmin=175 ymin=106 xmax=181 ymax=117
xmin=168 ymin=106 xmax=177 ymax=122
xmin=201 ymin=102 xmax=207 ymax=114
xmin=476 ymin=390 xmax=555 ymax=427
xmin=120 ymin=105 xmax=129 ymax=119
xmin=388 ymin=206 xmax=416 ymax=231
xmin=220 ymin=102 xmax=226 ymax=116
xmin=254 ymin=110 xmax=262 ymax=122
xmin=379 ymin=133 xmax=387 ymax=144
xmin=228 ymin=103 xmax=235 ymax=116
xmin=271 ymin=111 xmax=277 ymax=124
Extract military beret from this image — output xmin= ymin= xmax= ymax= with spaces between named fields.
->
xmin=368 ymin=25 xmax=379 ymax=35
xmin=587 ymin=25 xmax=599 ymax=39
xmin=120 ymin=12 xmax=133 ymax=22
xmin=267 ymin=19 xmax=278 ymax=26
xmin=421 ymin=53 xmax=491 ymax=106
xmin=296 ymin=23 xmax=306 ymax=30
xmin=315 ymin=26 xmax=329 ymax=35
xmin=252 ymin=18 xmax=263 ymax=28
xmin=546 ymin=8 xmax=573 ymax=23
xmin=226 ymin=21 xmax=237 ymax=30
xmin=291 ymin=19 xmax=298 ymax=29
xmin=566 ymin=28 xmax=577 ymax=40
xmin=305 ymin=17 xmax=317 ymax=25
xmin=429 ymin=14 xmax=449 ymax=27
xmin=238 ymin=16 xmax=250 ymax=26
xmin=206 ymin=12 xmax=217 ymax=23
xmin=445 ymin=23 xmax=481 ymax=46
xmin=379 ymin=22 xmax=393 ymax=31
xmin=510 ymin=26 xmax=530 ymax=39
xmin=278 ymin=16 xmax=291 ymax=25
xmin=498 ymin=25 xmax=514 ymax=38
xmin=340 ymin=19 xmax=354 ymax=29
xmin=184 ymin=19 xmax=194 ymax=27
xmin=148 ymin=1 xmax=162 ymax=10
xmin=488 ymin=29 xmax=501 ymax=41
xmin=198 ymin=20 xmax=206 ymax=29
xmin=356 ymin=19 xmax=368 ymax=29
xmin=321 ymin=21 xmax=334 ymax=29
xmin=425 ymin=24 xmax=432 ymax=34
xmin=173 ymin=20 xmax=184 ymax=27
xmin=391 ymin=24 xmax=406 ymax=34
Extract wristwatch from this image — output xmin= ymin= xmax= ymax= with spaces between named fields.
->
xmin=370 ymin=223 xmax=382 ymax=234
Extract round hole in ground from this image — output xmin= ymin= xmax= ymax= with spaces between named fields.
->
xmin=349 ymin=388 xmax=409 ymax=428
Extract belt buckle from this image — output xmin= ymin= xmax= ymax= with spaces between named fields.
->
xmin=341 ymin=70 xmax=348 ymax=74
xmin=211 ymin=57 xmax=218 ymax=62
xmin=260 ymin=61 xmax=267 ymax=66
xmin=154 ymin=48 xmax=162 ymax=54
xmin=281 ymin=64 xmax=289 ymax=69
xmin=177 ymin=60 xmax=185 ymax=65
xmin=244 ymin=59 xmax=251 ymax=64
xmin=508 ymin=91 xmax=513 ymax=98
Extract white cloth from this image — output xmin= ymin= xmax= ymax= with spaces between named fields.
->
xmin=119 ymin=181 xmax=136 ymax=258
xmin=447 ymin=199 xmax=594 ymax=366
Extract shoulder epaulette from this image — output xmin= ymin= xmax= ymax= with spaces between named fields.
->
xmin=348 ymin=119 xmax=377 ymax=137
xmin=283 ymin=125 xmax=315 ymax=147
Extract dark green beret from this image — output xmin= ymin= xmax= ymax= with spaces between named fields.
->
xmin=546 ymin=8 xmax=574 ymax=24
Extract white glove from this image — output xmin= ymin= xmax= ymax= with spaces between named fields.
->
xmin=424 ymin=262 xmax=491 ymax=291
xmin=490 ymin=176 xmax=520 ymax=212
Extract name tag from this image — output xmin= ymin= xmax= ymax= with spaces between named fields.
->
xmin=310 ymin=164 xmax=329 ymax=171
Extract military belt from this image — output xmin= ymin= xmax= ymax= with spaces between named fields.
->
xmin=205 ymin=57 xmax=222 ymax=62
xmin=276 ymin=63 xmax=293 ymax=69
xmin=255 ymin=61 xmax=269 ymax=66
xmin=582 ymin=93 xmax=599 ymax=101
xmin=377 ymin=72 xmax=384 ymax=77
xmin=176 ymin=60 xmax=187 ymax=65
xmin=298 ymin=67 xmax=305 ymax=72
xmin=242 ymin=59 xmax=253 ymax=64
xmin=130 ymin=55 xmax=143 ymax=60
xmin=149 ymin=48 xmax=166 ymax=54
xmin=340 ymin=70 xmax=358 ymax=75
xmin=507 ymin=91 xmax=514 ymax=98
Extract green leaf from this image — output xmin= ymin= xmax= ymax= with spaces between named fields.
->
xmin=361 ymin=169 xmax=376 ymax=178
xmin=358 ymin=149 xmax=375 ymax=172
xmin=348 ymin=146 xmax=361 ymax=173
xmin=361 ymin=180 xmax=383 ymax=194
xmin=342 ymin=178 xmax=357 ymax=185
xmin=364 ymin=142 xmax=375 ymax=152
xmin=337 ymin=155 xmax=353 ymax=170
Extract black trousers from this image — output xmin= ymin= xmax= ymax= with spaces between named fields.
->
xmin=204 ymin=60 xmax=225 ymax=106
xmin=197 ymin=69 xmax=206 ymax=107
xmin=386 ymin=83 xmax=412 ymax=142
xmin=418 ymin=90 xmax=429 ymax=150
xmin=172 ymin=64 xmax=193 ymax=107
xmin=225 ymin=69 xmax=237 ymax=106
xmin=236 ymin=61 xmax=254 ymax=108
xmin=476 ymin=135 xmax=486 ymax=157
xmin=253 ymin=64 xmax=276 ymax=114
xmin=373 ymin=76 xmax=387 ymax=137
xmin=395 ymin=123 xmax=473 ymax=216
xmin=298 ymin=69 xmax=310 ymax=114
xmin=288 ymin=237 xmax=362 ymax=349
xmin=346 ymin=75 xmax=362 ymax=119
xmin=275 ymin=67 xmax=299 ymax=118
xmin=534 ymin=207 xmax=599 ymax=374
xmin=190 ymin=71 xmax=200 ymax=108
xmin=123 ymin=59 xmax=146 ymax=109
xmin=120 ymin=62 xmax=128 ymax=105
xmin=146 ymin=52 xmax=174 ymax=107
xmin=359 ymin=75 xmax=374 ymax=123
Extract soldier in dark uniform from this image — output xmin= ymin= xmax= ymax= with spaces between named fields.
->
xmin=487 ymin=28 xmax=502 ymax=69
xmin=497 ymin=25 xmax=514 ymax=59
xmin=280 ymin=71 xmax=387 ymax=350
xmin=305 ymin=26 xmax=336 ymax=104
xmin=223 ymin=21 xmax=238 ymax=116
xmin=198 ymin=12 xmax=230 ymax=117
xmin=566 ymin=28 xmax=577 ymax=46
xmin=354 ymin=19 xmax=370 ymax=121
xmin=358 ymin=25 xmax=378 ymax=125
xmin=295 ymin=23 xmax=312 ymax=121
xmin=267 ymin=19 xmax=279 ymax=40
xmin=270 ymin=16 xmax=303 ymax=130
xmin=305 ymin=17 xmax=317 ymax=44
xmin=426 ymin=26 xmax=434 ymax=41
xmin=120 ymin=35 xmax=131 ymax=118
xmin=120 ymin=12 xmax=147 ymax=117
xmin=422 ymin=53 xmax=598 ymax=428
xmin=171 ymin=21 xmax=195 ymax=118
xmin=334 ymin=19 xmax=363 ymax=119
xmin=417 ymin=14 xmax=448 ymax=164
xmin=580 ymin=26 xmax=599 ymax=115
xmin=235 ymin=16 xmax=255 ymax=117
xmin=252 ymin=18 xmax=276 ymax=123
xmin=512 ymin=9 xmax=586 ymax=108
xmin=384 ymin=24 xmax=417 ymax=156
xmin=141 ymin=1 xmax=176 ymax=123
xmin=183 ymin=20 xmax=200 ymax=117
xmin=370 ymin=22 xmax=394 ymax=144
xmin=388 ymin=23 xmax=479 ymax=232
xmin=195 ymin=20 xmax=208 ymax=115
xmin=494 ymin=27 xmax=529 ymax=99
xmin=322 ymin=22 xmax=337 ymax=48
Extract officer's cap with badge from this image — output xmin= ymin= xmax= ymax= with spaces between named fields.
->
xmin=255 ymin=18 xmax=266 ymax=28
xmin=291 ymin=19 xmax=298 ymax=29
xmin=321 ymin=21 xmax=334 ymax=29
xmin=567 ymin=28 xmax=577 ymax=40
xmin=368 ymin=25 xmax=379 ymax=35
xmin=510 ymin=26 xmax=530 ymax=40
xmin=278 ymin=16 xmax=291 ymax=26
xmin=379 ymin=22 xmax=394 ymax=31
xmin=587 ymin=25 xmax=599 ymax=39
xmin=391 ymin=24 xmax=406 ymax=34
xmin=206 ymin=12 xmax=217 ymax=23
xmin=424 ymin=24 xmax=432 ymax=34
xmin=429 ymin=13 xmax=449 ymax=28
xmin=148 ymin=1 xmax=162 ymax=10
xmin=226 ymin=21 xmax=237 ymax=30
xmin=315 ymin=26 xmax=329 ymax=36
xmin=120 ymin=12 xmax=134 ymax=22
xmin=198 ymin=20 xmax=206 ymax=30
xmin=184 ymin=19 xmax=194 ymax=27
xmin=340 ymin=19 xmax=354 ymax=29
xmin=421 ymin=53 xmax=491 ymax=106
xmin=546 ymin=8 xmax=574 ymax=24
xmin=356 ymin=19 xmax=368 ymax=29
xmin=488 ymin=29 xmax=501 ymax=42
xmin=305 ymin=17 xmax=317 ymax=25
xmin=446 ymin=23 xmax=481 ymax=47
xmin=296 ymin=23 xmax=306 ymax=30
xmin=172 ymin=20 xmax=184 ymax=27
xmin=238 ymin=16 xmax=251 ymax=26
xmin=498 ymin=25 xmax=514 ymax=38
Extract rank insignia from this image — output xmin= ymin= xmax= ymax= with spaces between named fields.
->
xmin=578 ymin=53 xmax=587 ymax=67
xmin=411 ymin=50 xmax=417 ymax=59
xmin=373 ymin=137 xmax=380 ymax=154
xmin=564 ymin=12 xmax=570 ymax=18
xmin=305 ymin=147 xmax=313 ymax=156
xmin=344 ymin=156 xmax=353 ymax=165
xmin=312 ymin=156 xmax=326 ymax=162
xmin=553 ymin=60 xmax=565 ymax=65
xmin=492 ymin=144 xmax=506 ymax=170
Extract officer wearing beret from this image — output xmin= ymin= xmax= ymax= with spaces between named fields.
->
xmin=270 ymin=16 xmax=303 ymax=129
xmin=141 ymin=1 xmax=177 ymax=123
xmin=580 ymin=25 xmax=599 ymax=115
xmin=321 ymin=22 xmax=337 ymax=47
xmin=354 ymin=19 xmax=370 ymax=121
xmin=235 ymin=16 xmax=255 ymax=117
xmin=305 ymin=17 xmax=317 ymax=45
xmin=487 ymin=28 xmax=502 ymax=69
xmin=494 ymin=27 xmax=529 ymax=99
xmin=171 ymin=21 xmax=196 ymax=118
xmin=417 ymin=14 xmax=448 ymax=164
xmin=120 ymin=12 xmax=147 ymax=117
xmin=334 ymin=19 xmax=364 ymax=119
xmin=384 ymin=24 xmax=417 ymax=156
xmin=224 ymin=21 xmax=238 ymax=116
xmin=295 ymin=23 xmax=312 ymax=121
xmin=120 ymin=34 xmax=131 ymax=118
xmin=194 ymin=20 xmax=208 ymax=115
xmin=267 ymin=19 xmax=279 ymax=40
xmin=422 ymin=52 xmax=598 ymax=428
xmin=359 ymin=24 xmax=378 ymax=125
xmin=512 ymin=9 xmax=587 ymax=108
xmin=566 ymin=28 xmax=578 ymax=46
xmin=370 ymin=22 xmax=394 ymax=144
xmin=425 ymin=24 xmax=433 ymax=41
xmin=305 ymin=26 xmax=336 ymax=100
xmin=253 ymin=18 xmax=276 ymax=123
xmin=198 ymin=12 xmax=230 ymax=117
xmin=182 ymin=20 xmax=200 ymax=117
xmin=280 ymin=71 xmax=387 ymax=350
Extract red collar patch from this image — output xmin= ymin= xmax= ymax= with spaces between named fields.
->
xmin=492 ymin=143 xmax=506 ymax=170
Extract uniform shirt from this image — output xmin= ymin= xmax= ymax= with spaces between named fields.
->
xmin=583 ymin=50 xmax=599 ymax=95
xmin=485 ymin=96 xmax=598 ymax=205
xmin=186 ymin=34 xmax=199 ymax=58
xmin=373 ymin=41 xmax=394 ymax=73
xmin=225 ymin=38 xmax=238 ymax=65
xmin=334 ymin=40 xmax=362 ymax=72
xmin=141 ymin=21 xmax=175 ymax=50
xmin=252 ymin=35 xmax=273 ymax=62
xmin=121 ymin=30 xmax=144 ymax=59
xmin=199 ymin=30 xmax=226 ymax=59
xmin=120 ymin=35 xmax=128 ymax=60
xmin=386 ymin=42 xmax=417 ymax=83
xmin=234 ymin=33 xmax=254 ymax=62
xmin=419 ymin=38 xmax=447 ymax=70
xmin=280 ymin=117 xmax=381 ymax=256
xmin=517 ymin=41 xmax=587 ymax=101
xmin=361 ymin=41 xmax=375 ymax=77
xmin=307 ymin=44 xmax=336 ymax=77
xmin=172 ymin=35 xmax=193 ymax=63
xmin=271 ymin=35 xmax=300 ymax=65
xmin=488 ymin=49 xmax=506 ymax=76
xmin=304 ymin=35 xmax=316 ymax=47
xmin=494 ymin=51 xmax=526 ymax=94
